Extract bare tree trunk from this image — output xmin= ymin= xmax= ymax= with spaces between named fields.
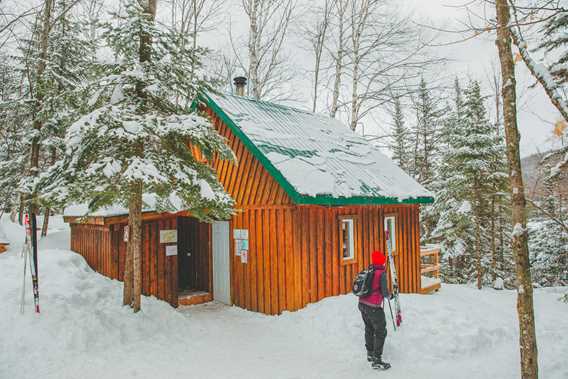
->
xmin=29 ymin=0 xmax=54 ymax=214
xmin=349 ymin=0 xmax=371 ymax=131
xmin=123 ymin=223 xmax=133 ymax=306
xmin=490 ymin=196 xmax=497 ymax=282
xmin=330 ymin=0 xmax=347 ymax=118
xmin=18 ymin=195 xmax=24 ymax=225
xmin=41 ymin=207 xmax=50 ymax=237
xmin=129 ymin=176 xmax=143 ymax=312
xmin=41 ymin=148 xmax=57 ymax=237
xmin=495 ymin=1 xmax=539 ymax=377
xmin=308 ymin=0 xmax=331 ymax=113
xmin=124 ymin=0 xmax=157 ymax=313
xmin=248 ymin=0 xmax=260 ymax=99
xmin=474 ymin=182 xmax=483 ymax=290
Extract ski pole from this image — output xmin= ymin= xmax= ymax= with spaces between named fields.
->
xmin=386 ymin=297 xmax=396 ymax=331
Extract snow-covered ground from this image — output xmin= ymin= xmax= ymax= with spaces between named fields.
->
xmin=1 ymin=216 xmax=567 ymax=379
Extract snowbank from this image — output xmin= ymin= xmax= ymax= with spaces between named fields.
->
xmin=421 ymin=275 xmax=441 ymax=288
xmin=0 ymin=224 xmax=8 ymax=244
xmin=0 ymin=216 xmax=567 ymax=379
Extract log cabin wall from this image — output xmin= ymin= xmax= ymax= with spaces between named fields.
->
xmin=206 ymin=108 xmax=292 ymax=207
xmin=230 ymin=207 xmax=296 ymax=315
xmin=293 ymin=204 xmax=421 ymax=310
xmin=70 ymin=224 xmax=114 ymax=279
xmin=70 ymin=216 xmax=179 ymax=307
xmin=228 ymin=204 xmax=421 ymax=315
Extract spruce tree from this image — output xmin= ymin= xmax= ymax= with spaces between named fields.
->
xmin=0 ymin=0 xmax=95 ymax=223
xmin=429 ymin=79 xmax=472 ymax=282
xmin=411 ymin=77 xmax=443 ymax=186
xmin=432 ymin=80 xmax=507 ymax=287
xmin=390 ymin=95 xmax=410 ymax=173
xmin=538 ymin=10 xmax=568 ymax=87
xmin=43 ymin=0 xmax=234 ymax=312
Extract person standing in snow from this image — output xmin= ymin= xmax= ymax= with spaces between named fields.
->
xmin=358 ymin=251 xmax=391 ymax=370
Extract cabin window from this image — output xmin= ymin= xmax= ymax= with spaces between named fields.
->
xmin=384 ymin=216 xmax=396 ymax=253
xmin=340 ymin=217 xmax=356 ymax=261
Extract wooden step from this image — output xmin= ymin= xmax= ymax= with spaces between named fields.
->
xmin=178 ymin=291 xmax=212 ymax=306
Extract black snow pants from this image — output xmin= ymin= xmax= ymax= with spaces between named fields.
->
xmin=358 ymin=302 xmax=387 ymax=357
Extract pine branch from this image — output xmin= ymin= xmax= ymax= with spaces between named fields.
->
xmin=527 ymin=198 xmax=568 ymax=235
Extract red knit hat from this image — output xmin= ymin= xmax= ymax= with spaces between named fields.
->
xmin=372 ymin=250 xmax=386 ymax=265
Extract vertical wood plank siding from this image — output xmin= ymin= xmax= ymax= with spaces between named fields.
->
xmin=225 ymin=204 xmax=421 ymax=314
xmin=206 ymin=108 xmax=292 ymax=207
xmin=70 ymin=217 xmax=179 ymax=307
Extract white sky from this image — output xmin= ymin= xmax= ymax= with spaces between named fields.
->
xmin=3 ymin=0 xmax=565 ymax=157
xmin=401 ymin=0 xmax=564 ymax=157
xmin=200 ymin=0 xmax=565 ymax=157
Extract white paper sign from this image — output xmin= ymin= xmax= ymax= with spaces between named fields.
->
xmin=240 ymin=250 xmax=248 ymax=263
xmin=160 ymin=230 xmax=177 ymax=243
xmin=233 ymin=229 xmax=249 ymax=239
xmin=235 ymin=240 xmax=241 ymax=256
xmin=123 ymin=227 xmax=129 ymax=243
xmin=165 ymin=245 xmax=178 ymax=256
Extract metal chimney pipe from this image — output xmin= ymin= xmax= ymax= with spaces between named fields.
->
xmin=233 ymin=76 xmax=247 ymax=96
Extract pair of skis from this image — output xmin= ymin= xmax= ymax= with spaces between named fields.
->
xmin=385 ymin=228 xmax=401 ymax=330
xmin=20 ymin=213 xmax=40 ymax=314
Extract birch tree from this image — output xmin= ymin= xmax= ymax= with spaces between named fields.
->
xmin=495 ymin=0 xmax=539 ymax=377
xmin=168 ymin=0 xmax=223 ymax=80
xmin=237 ymin=0 xmax=295 ymax=100
xmin=329 ymin=0 xmax=348 ymax=118
xmin=300 ymin=0 xmax=333 ymax=112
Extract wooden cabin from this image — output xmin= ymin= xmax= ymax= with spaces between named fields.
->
xmin=65 ymin=89 xmax=439 ymax=315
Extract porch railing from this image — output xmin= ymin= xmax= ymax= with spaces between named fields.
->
xmin=420 ymin=245 xmax=441 ymax=294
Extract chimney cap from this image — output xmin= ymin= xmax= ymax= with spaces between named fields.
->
xmin=233 ymin=76 xmax=247 ymax=86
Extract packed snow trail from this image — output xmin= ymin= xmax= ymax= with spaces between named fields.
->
xmin=1 ymin=216 xmax=567 ymax=379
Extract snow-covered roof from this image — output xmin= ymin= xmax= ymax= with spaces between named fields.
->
xmin=64 ymin=193 xmax=185 ymax=218
xmin=203 ymin=92 xmax=433 ymax=205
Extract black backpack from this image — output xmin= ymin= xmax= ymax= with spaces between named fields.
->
xmin=352 ymin=265 xmax=376 ymax=297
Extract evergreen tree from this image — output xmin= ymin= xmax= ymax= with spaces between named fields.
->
xmin=42 ymin=0 xmax=234 ymax=311
xmin=411 ymin=77 xmax=443 ymax=186
xmin=390 ymin=95 xmax=410 ymax=173
xmin=432 ymin=80 xmax=507 ymax=287
xmin=0 ymin=1 xmax=95 ymax=223
xmin=538 ymin=10 xmax=568 ymax=87
xmin=0 ymin=55 xmax=26 ymax=215
xmin=429 ymin=79 xmax=471 ymax=282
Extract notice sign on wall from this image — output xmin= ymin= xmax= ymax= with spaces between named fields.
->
xmin=160 ymin=230 xmax=177 ymax=244
xmin=233 ymin=229 xmax=249 ymax=263
xmin=233 ymin=229 xmax=248 ymax=239
xmin=165 ymin=245 xmax=178 ymax=256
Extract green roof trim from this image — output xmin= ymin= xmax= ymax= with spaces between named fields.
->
xmin=198 ymin=92 xmax=434 ymax=206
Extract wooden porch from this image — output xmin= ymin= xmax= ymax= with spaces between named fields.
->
xmin=420 ymin=245 xmax=441 ymax=294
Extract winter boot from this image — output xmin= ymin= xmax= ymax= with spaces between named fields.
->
xmin=366 ymin=352 xmax=376 ymax=363
xmin=371 ymin=356 xmax=391 ymax=370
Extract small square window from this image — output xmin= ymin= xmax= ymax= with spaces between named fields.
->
xmin=384 ymin=216 xmax=396 ymax=253
xmin=340 ymin=218 xmax=355 ymax=261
